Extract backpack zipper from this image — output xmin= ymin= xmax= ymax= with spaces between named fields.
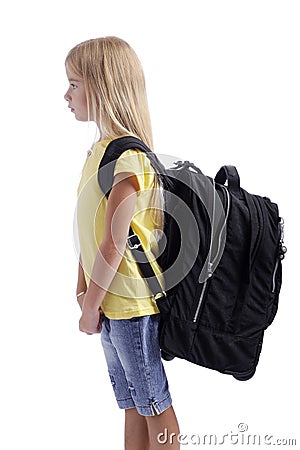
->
xmin=193 ymin=280 xmax=209 ymax=322
xmin=271 ymin=218 xmax=286 ymax=293
xmin=193 ymin=184 xmax=230 ymax=323
xmin=249 ymin=195 xmax=265 ymax=272
xmin=211 ymin=185 xmax=230 ymax=269
xmin=271 ymin=259 xmax=279 ymax=293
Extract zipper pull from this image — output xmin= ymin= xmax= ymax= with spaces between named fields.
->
xmin=207 ymin=262 xmax=213 ymax=278
xmin=280 ymin=218 xmax=285 ymax=243
xmin=172 ymin=160 xmax=184 ymax=168
xmin=280 ymin=245 xmax=287 ymax=260
xmin=279 ymin=217 xmax=287 ymax=260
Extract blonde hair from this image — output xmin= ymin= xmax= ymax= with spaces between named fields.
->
xmin=65 ymin=36 xmax=164 ymax=234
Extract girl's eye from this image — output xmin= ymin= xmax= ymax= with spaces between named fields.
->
xmin=70 ymin=83 xmax=78 ymax=90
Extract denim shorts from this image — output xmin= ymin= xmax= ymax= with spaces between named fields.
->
xmin=101 ymin=313 xmax=172 ymax=416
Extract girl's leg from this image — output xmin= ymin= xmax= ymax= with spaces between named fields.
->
xmin=125 ymin=408 xmax=150 ymax=450
xmin=146 ymin=405 xmax=180 ymax=449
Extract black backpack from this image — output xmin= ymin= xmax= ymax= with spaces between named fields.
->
xmin=98 ymin=136 xmax=286 ymax=380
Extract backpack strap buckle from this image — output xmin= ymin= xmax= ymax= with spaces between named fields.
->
xmin=127 ymin=232 xmax=142 ymax=250
xmin=154 ymin=291 xmax=167 ymax=300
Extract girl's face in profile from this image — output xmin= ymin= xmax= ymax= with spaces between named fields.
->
xmin=64 ymin=64 xmax=88 ymax=122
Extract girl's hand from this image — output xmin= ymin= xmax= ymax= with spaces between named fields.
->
xmin=79 ymin=309 xmax=102 ymax=335
xmin=77 ymin=293 xmax=85 ymax=311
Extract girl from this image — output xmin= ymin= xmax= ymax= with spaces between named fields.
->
xmin=64 ymin=37 xmax=180 ymax=449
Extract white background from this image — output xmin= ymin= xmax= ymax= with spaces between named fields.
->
xmin=1 ymin=0 xmax=299 ymax=448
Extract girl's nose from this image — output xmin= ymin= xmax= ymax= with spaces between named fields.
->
xmin=64 ymin=90 xmax=71 ymax=101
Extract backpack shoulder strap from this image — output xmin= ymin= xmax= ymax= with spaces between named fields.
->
xmin=98 ymin=136 xmax=152 ymax=199
xmin=98 ymin=136 xmax=165 ymax=298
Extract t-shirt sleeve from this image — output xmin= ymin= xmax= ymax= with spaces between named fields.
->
xmin=113 ymin=149 xmax=145 ymax=196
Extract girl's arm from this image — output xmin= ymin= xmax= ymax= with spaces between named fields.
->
xmin=76 ymin=256 xmax=87 ymax=310
xmin=79 ymin=171 xmax=139 ymax=334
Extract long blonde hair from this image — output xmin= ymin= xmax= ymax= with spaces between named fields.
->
xmin=66 ymin=36 xmax=164 ymax=234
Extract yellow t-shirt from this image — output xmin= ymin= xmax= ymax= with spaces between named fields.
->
xmin=76 ymin=139 xmax=165 ymax=319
